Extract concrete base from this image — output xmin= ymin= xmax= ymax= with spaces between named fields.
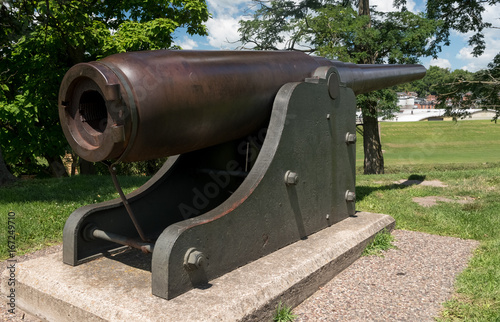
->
xmin=2 ymin=212 xmax=394 ymax=322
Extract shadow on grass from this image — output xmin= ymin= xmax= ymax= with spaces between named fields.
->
xmin=356 ymin=174 xmax=426 ymax=202
xmin=0 ymin=175 xmax=150 ymax=204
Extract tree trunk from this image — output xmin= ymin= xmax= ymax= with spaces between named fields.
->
xmin=79 ymin=159 xmax=96 ymax=175
xmin=0 ymin=145 xmax=17 ymax=186
xmin=357 ymin=0 xmax=384 ymax=174
xmin=45 ymin=155 xmax=69 ymax=178
xmin=362 ymin=103 xmax=384 ymax=174
xmin=358 ymin=0 xmax=371 ymax=20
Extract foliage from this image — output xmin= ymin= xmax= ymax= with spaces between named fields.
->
xmin=394 ymin=66 xmax=451 ymax=96
xmin=434 ymin=54 xmax=500 ymax=122
xmin=239 ymin=2 xmax=440 ymax=63
xmin=396 ymin=0 xmax=500 ymax=56
xmin=0 ymin=0 xmax=209 ymax=176
xmin=273 ymin=301 xmax=297 ymax=322
xmin=95 ymin=158 xmax=168 ymax=176
xmin=426 ymin=0 xmax=499 ymax=57
xmin=362 ymin=228 xmax=396 ymax=257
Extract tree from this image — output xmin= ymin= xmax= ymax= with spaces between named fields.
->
xmin=394 ymin=66 xmax=454 ymax=97
xmin=0 ymin=145 xmax=16 ymax=186
xmin=0 ymin=0 xmax=210 ymax=176
xmin=423 ymin=0 xmax=500 ymax=57
xmin=435 ymin=54 xmax=500 ymax=121
xmin=406 ymin=0 xmax=500 ymax=121
xmin=239 ymin=1 xmax=440 ymax=174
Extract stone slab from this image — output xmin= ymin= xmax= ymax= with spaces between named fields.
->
xmin=1 ymin=212 xmax=395 ymax=322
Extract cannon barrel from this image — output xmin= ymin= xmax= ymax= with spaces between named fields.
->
xmin=58 ymin=50 xmax=425 ymax=162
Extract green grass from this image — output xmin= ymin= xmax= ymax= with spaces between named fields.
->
xmin=273 ymin=302 xmax=297 ymax=322
xmin=0 ymin=175 xmax=148 ymax=259
xmin=356 ymin=120 xmax=500 ymax=168
xmin=362 ymin=228 xmax=397 ymax=257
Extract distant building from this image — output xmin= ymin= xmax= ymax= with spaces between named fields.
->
xmin=416 ymin=101 xmax=437 ymax=109
xmin=397 ymin=92 xmax=418 ymax=109
xmin=415 ymin=94 xmax=438 ymax=109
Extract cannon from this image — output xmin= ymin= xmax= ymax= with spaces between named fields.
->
xmin=59 ymin=50 xmax=425 ymax=300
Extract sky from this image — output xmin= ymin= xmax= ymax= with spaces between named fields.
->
xmin=173 ymin=0 xmax=500 ymax=72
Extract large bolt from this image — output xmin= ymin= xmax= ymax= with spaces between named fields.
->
xmin=345 ymin=190 xmax=356 ymax=202
xmin=284 ymin=170 xmax=299 ymax=185
xmin=345 ymin=132 xmax=357 ymax=145
xmin=184 ymin=248 xmax=207 ymax=271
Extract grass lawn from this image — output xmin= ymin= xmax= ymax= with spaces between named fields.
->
xmin=356 ymin=120 xmax=500 ymax=168
xmin=0 ymin=175 xmax=148 ymax=259
xmin=1 ymin=119 xmax=499 ymax=320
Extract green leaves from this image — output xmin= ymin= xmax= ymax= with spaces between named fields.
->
xmin=239 ymin=1 xmax=440 ymax=64
xmin=110 ymin=18 xmax=179 ymax=52
xmin=0 ymin=0 xmax=210 ymax=175
xmin=425 ymin=0 xmax=499 ymax=57
xmin=435 ymin=53 xmax=500 ymax=122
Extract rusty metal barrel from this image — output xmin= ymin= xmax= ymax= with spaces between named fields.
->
xmin=58 ymin=50 xmax=425 ymax=162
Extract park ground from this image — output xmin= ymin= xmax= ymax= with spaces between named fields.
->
xmin=1 ymin=120 xmax=500 ymax=320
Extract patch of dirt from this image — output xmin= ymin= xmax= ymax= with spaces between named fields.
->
xmin=412 ymin=196 xmax=475 ymax=207
xmin=396 ymin=179 xmax=448 ymax=187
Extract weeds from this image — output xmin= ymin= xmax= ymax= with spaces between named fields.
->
xmin=362 ymin=228 xmax=397 ymax=257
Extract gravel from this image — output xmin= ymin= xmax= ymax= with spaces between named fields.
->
xmin=293 ymin=229 xmax=479 ymax=321
xmin=1 ymin=230 xmax=479 ymax=321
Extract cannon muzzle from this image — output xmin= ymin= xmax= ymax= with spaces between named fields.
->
xmin=58 ymin=50 xmax=425 ymax=162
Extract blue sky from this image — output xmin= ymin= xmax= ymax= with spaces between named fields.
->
xmin=173 ymin=0 xmax=500 ymax=72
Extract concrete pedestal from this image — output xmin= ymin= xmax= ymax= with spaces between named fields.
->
xmin=2 ymin=212 xmax=394 ymax=322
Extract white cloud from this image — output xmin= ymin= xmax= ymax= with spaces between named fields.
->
xmin=461 ymin=62 xmax=481 ymax=71
xmin=206 ymin=15 xmax=246 ymax=49
xmin=203 ymin=0 xmax=254 ymax=49
xmin=207 ymin=0 xmax=253 ymax=17
xmin=176 ymin=37 xmax=198 ymax=50
xmin=370 ymin=0 xmax=417 ymax=13
xmin=430 ymin=58 xmax=452 ymax=69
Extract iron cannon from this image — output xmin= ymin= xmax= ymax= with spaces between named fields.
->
xmin=59 ymin=50 xmax=425 ymax=299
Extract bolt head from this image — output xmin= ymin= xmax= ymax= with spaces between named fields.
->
xmin=345 ymin=190 xmax=356 ymax=202
xmin=345 ymin=132 xmax=357 ymax=145
xmin=184 ymin=248 xmax=207 ymax=271
xmin=284 ymin=170 xmax=299 ymax=185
